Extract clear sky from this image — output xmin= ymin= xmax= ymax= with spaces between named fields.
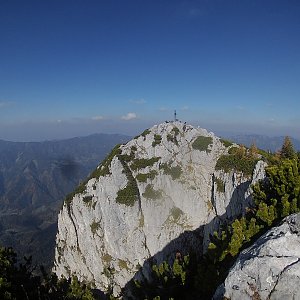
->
xmin=0 ymin=0 xmax=299 ymax=141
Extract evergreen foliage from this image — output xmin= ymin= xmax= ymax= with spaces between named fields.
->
xmin=130 ymin=157 xmax=160 ymax=171
xmin=216 ymin=145 xmax=259 ymax=176
xmin=280 ymin=136 xmax=296 ymax=159
xmin=152 ymin=134 xmax=162 ymax=147
xmin=192 ymin=136 xmax=213 ymax=152
xmin=0 ymin=246 xmax=99 ymax=299
xmin=136 ymin=170 xmax=158 ymax=182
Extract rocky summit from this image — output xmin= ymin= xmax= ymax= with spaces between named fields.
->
xmin=53 ymin=121 xmax=266 ymax=297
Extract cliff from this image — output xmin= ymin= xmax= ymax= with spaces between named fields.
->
xmin=53 ymin=121 xmax=266 ymax=296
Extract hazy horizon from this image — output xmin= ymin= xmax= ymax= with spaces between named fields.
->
xmin=1 ymin=1 xmax=299 ymax=141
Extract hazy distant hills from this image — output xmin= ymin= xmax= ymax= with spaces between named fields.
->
xmin=222 ymin=134 xmax=300 ymax=152
xmin=0 ymin=133 xmax=130 ymax=269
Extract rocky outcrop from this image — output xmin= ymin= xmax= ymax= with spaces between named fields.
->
xmin=214 ymin=213 xmax=300 ymax=300
xmin=53 ymin=121 xmax=266 ymax=296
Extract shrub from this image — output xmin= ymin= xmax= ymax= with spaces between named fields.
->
xmin=130 ymin=157 xmax=160 ymax=171
xmin=215 ymin=144 xmax=259 ymax=176
xmin=192 ymin=136 xmax=213 ymax=152
xmin=160 ymin=163 xmax=182 ymax=179
xmin=116 ymin=184 xmax=138 ymax=206
xmin=90 ymin=221 xmax=100 ymax=235
xmin=215 ymin=178 xmax=225 ymax=193
xmin=136 ymin=170 xmax=158 ymax=182
xmin=152 ymin=134 xmax=162 ymax=147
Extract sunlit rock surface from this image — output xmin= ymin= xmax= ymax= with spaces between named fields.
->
xmin=53 ymin=121 xmax=266 ymax=296
xmin=214 ymin=213 xmax=300 ymax=300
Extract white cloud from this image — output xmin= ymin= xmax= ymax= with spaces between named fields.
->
xmin=121 ymin=112 xmax=137 ymax=121
xmin=130 ymin=98 xmax=146 ymax=105
xmin=91 ymin=115 xmax=104 ymax=121
xmin=181 ymin=105 xmax=189 ymax=111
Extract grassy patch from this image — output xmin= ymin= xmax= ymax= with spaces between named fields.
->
xmin=142 ymin=184 xmax=162 ymax=200
xmin=170 ymin=207 xmax=183 ymax=221
xmin=130 ymin=157 xmax=160 ymax=171
xmin=160 ymin=163 xmax=182 ymax=180
xmin=192 ymin=136 xmax=213 ymax=152
xmin=220 ymin=138 xmax=233 ymax=148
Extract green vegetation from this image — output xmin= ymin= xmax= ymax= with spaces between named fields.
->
xmin=90 ymin=221 xmax=101 ymax=235
xmin=130 ymin=157 xmax=160 ymax=171
xmin=171 ymin=126 xmax=180 ymax=136
xmin=132 ymin=138 xmax=300 ymax=299
xmin=280 ymin=136 xmax=296 ymax=159
xmin=134 ymin=128 xmax=151 ymax=140
xmin=170 ymin=207 xmax=184 ymax=221
xmin=64 ymin=181 xmax=87 ymax=209
xmin=166 ymin=127 xmax=180 ymax=145
xmin=133 ymin=255 xmax=192 ymax=299
xmin=192 ymin=136 xmax=213 ymax=152
xmin=116 ymin=184 xmax=139 ymax=206
xmin=136 ymin=170 xmax=158 ymax=182
xmin=90 ymin=144 xmax=122 ymax=178
xmin=220 ymin=138 xmax=233 ymax=148
xmin=101 ymin=253 xmax=112 ymax=264
xmin=82 ymin=195 xmax=93 ymax=205
xmin=142 ymin=184 xmax=162 ymax=200
xmin=152 ymin=134 xmax=162 ymax=147
xmin=64 ymin=144 xmax=122 ymax=209
xmin=215 ymin=145 xmax=259 ymax=176
xmin=215 ymin=178 xmax=225 ymax=193
xmin=160 ymin=163 xmax=182 ymax=180
xmin=0 ymin=246 xmax=98 ymax=299
xmin=118 ymin=259 xmax=129 ymax=271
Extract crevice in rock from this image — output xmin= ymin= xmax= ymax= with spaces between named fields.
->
xmin=268 ymin=257 xmax=300 ymax=299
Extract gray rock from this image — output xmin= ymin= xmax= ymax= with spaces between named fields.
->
xmin=214 ymin=213 xmax=300 ymax=300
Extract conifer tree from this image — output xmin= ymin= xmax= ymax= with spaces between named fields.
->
xmin=280 ymin=136 xmax=296 ymax=159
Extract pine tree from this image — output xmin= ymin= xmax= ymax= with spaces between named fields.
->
xmin=280 ymin=136 xmax=296 ymax=159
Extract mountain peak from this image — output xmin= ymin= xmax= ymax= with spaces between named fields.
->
xmin=54 ymin=122 xmax=266 ymax=297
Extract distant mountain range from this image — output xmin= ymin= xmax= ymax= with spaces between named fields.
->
xmin=0 ymin=133 xmax=130 ymax=270
xmin=1 ymin=130 xmax=299 ymax=271
xmin=222 ymin=134 xmax=300 ymax=152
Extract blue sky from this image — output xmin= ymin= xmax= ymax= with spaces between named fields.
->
xmin=0 ymin=0 xmax=299 ymax=141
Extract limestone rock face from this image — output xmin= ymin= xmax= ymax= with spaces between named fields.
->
xmin=214 ymin=213 xmax=300 ymax=300
xmin=53 ymin=122 xmax=266 ymax=296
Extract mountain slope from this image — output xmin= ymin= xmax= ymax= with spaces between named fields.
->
xmin=54 ymin=122 xmax=266 ymax=297
xmin=0 ymin=133 xmax=130 ymax=269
